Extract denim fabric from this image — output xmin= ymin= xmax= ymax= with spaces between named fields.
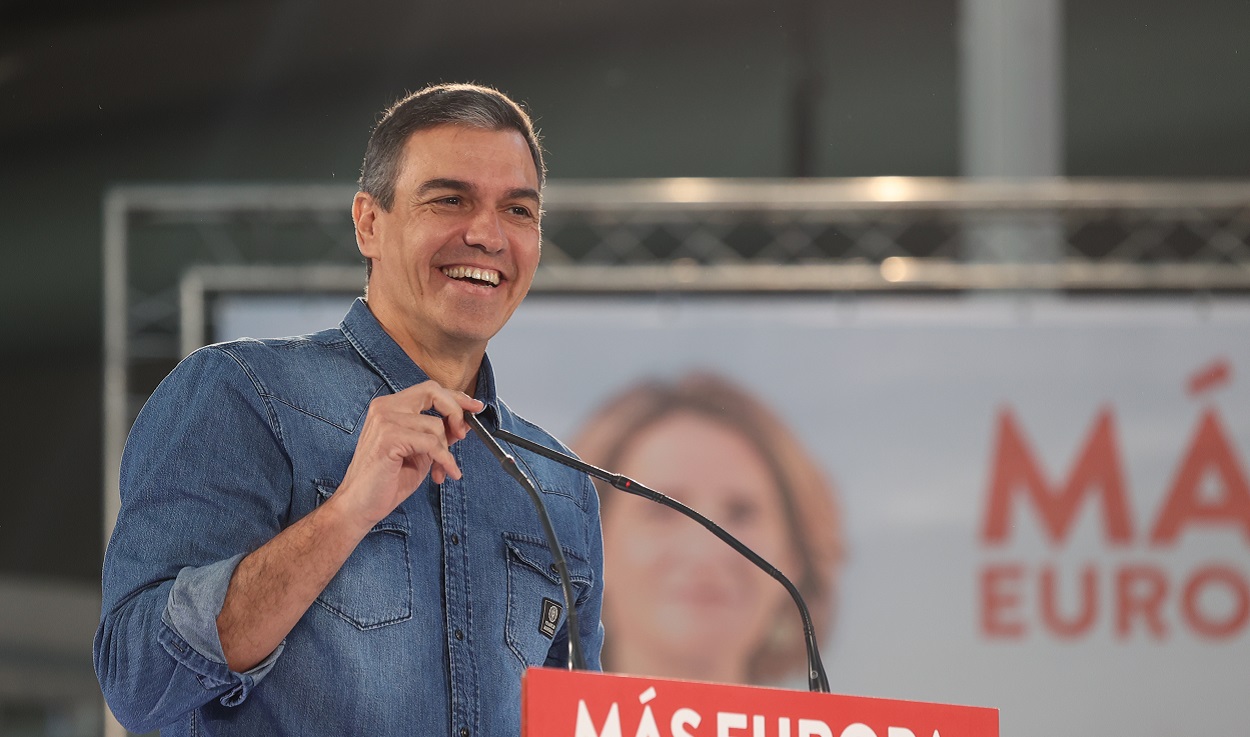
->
xmin=95 ymin=298 xmax=605 ymax=736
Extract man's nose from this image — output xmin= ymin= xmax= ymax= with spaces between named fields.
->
xmin=464 ymin=208 xmax=506 ymax=252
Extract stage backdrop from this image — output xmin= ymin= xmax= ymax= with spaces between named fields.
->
xmin=214 ymin=293 xmax=1250 ymax=737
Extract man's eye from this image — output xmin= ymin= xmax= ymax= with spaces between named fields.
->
xmin=439 ymin=196 xmax=462 ymax=206
xmin=509 ymin=206 xmax=534 ymax=218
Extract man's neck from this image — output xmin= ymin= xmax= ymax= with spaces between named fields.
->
xmin=365 ymin=302 xmax=485 ymax=396
xmin=407 ymin=346 xmax=482 ymax=397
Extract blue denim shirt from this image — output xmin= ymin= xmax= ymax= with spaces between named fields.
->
xmin=95 ymin=298 xmax=605 ymax=736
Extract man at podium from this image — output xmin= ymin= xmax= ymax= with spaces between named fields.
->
xmin=95 ymin=83 xmax=605 ymax=736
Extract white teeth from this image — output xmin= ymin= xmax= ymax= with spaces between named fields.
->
xmin=441 ymin=266 xmax=500 ymax=286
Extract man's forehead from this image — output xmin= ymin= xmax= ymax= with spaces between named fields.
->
xmin=399 ymin=124 xmax=539 ymax=185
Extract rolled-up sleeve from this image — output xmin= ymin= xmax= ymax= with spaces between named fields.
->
xmin=95 ymin=345 xmax=293 ymax=732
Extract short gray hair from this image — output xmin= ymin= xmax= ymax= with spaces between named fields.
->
xmin=358 ymin=83 xmax=545 ymax=212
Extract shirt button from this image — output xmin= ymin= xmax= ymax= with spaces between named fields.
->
xmin=549 ymin=563 xmax=559 ymax=578
xmin=460 ymin=728 xmax=470 ymax=737
xmin=455 ymin=629 xmax=464 ymax=641
xmin=450 ymin=533 xmax=460 ymax=545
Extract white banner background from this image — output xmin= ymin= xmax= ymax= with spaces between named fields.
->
xmin=215 ymin=293 xmax=1250 ymax=737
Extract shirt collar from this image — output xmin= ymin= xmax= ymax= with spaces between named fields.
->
xmin=340 ymin=298 xmax=502 ymax=427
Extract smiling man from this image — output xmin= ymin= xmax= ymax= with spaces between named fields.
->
xmin=96 ymin=84 xmax=605 ymax=736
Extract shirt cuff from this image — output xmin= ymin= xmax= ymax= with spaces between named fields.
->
xmin=161 ymin=555 xmax=285 ymax=706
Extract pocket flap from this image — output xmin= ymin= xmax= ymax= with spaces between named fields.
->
xmin=314 ymin=479 xmax=410 ymax=535
xmin=503 ymin=532 xmax=589 ymax=585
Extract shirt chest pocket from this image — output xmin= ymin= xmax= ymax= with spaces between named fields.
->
xmin=314 ymin=481 xmax=413 ymax=630
xmin=503 ymin=532 xmax=592 ymax=668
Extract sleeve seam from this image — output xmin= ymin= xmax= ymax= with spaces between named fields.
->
xmin=211 ymin=346 xmax=287 ymax=449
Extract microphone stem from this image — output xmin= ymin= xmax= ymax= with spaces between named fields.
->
xmin=465 ymin=413 xmax=587 ymax=672
xmin=490 ymin=426 xmax=831 ymax=693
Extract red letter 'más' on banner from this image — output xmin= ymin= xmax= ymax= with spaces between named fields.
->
xmin=1150 ymin=409 xmax=1250 ymax=545
xmin=983 ymin=407 xmax=1134 ymax=546
xmin=1187 ymin=357 xmax=1231 ymax=397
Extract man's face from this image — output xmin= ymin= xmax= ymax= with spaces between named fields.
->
xmin=354 ymin=124 xmax=541 ymax=355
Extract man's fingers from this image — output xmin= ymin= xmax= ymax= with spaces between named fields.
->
xmin=389 ymin=381 xmax=484 ymax=441
xmin=391 ymin=432 xmax=462 ymax=482
xmin=364 ymin=382 xmax=486 ymax=484
xmin=428 ymin=444 xmax=462 ymax=481
xmin=424 ymin=387 xmax=485 ymax=440
xmin=371 ymin=409 xmax=461 ymax=478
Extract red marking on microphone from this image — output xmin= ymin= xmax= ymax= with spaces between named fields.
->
xmin=1188 ymin=358 xmax=1231 ymax=397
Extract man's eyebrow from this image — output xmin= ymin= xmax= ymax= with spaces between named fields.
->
xmin=413 ymin=179 xmax=541 ymax=205
xmin=506 ymin=187 xmax=542 ymax=205
xmin=415 ymin=178 xmax=475 ymax=197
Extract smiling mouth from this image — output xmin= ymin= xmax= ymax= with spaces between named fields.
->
xmin=441 ymin=265 xmax=501 ymax=288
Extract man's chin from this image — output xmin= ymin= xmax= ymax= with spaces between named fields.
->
xmin=437 ymin=321 xmax=507 ymax=347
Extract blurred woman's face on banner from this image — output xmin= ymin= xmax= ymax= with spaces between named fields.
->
xmin=600 ymin=412 xmax=796 ymax=683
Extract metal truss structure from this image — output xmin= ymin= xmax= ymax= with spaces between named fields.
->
xmin=103 ymin=177 xmax=1250 ymax=535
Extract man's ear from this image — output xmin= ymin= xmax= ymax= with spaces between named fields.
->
xmin=353 ymin=191 xmax=381 ymax=259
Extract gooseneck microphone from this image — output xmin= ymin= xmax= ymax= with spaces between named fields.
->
xmin=479 ymin=419 xmax=832 ymax=694
xmin=464 ymin=411 xmax=587 ymax=671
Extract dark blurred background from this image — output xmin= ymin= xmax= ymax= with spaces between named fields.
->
xmin=1 ymin=0 xmax=1248 ymax=733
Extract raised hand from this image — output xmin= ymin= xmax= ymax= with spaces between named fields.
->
xmin=332 ymin=381 xmax=485 ymax=531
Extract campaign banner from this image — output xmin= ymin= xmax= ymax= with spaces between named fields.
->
xmin=521 ymin=667 xmax=998 ymax=737
xmin=213 ymin=293 xmax=1250 ymax=737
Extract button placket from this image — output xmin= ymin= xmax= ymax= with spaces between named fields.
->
xmin=441 ymin=447 xmax=478 ymax=737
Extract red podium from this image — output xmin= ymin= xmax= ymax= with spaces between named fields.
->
xmin=522 ymin=668 xmax=998 ymax=737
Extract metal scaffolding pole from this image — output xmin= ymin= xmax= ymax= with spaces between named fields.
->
xmin=960 ymin=0 xmax=1064 ymax=263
